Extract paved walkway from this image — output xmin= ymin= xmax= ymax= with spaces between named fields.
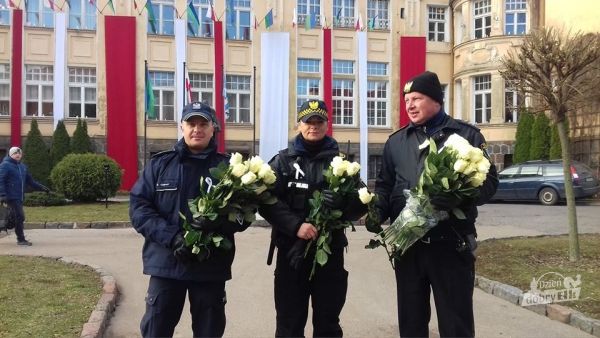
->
xmin=0 ymin=225 xmax=593 ymax=338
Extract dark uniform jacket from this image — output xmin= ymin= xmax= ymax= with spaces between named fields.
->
xmin=260 ymin=135 xmax=366 ymax=250
xmin=130 ymin=138 xmax=245 ymax=281
xmin=0 ymin=156 xmax=47 ymax=202
xmin=375 ymin=112 xmax=499 ymax=237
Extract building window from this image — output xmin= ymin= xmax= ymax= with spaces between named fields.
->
xmin=68 ymin=67 xmax=96 ymax=118
xmin=333 ymin=60 xmax=354 ymax=75
xmin=0 ymin=6 xmax=10 ymax=25
xmin=473 ymin=0 xmax=491 ymax=39
xmin=150 ymin=71 xmax=175 ymax=120
xmin=367 ymin=62 xmax=388 ymax=127
xmin=428 ymin=6 xmax=447 ymax=42
xmin=68 ymin=0 xmax=97 ymax=30
xmin=368 ymin=155 xmax=383 ymax=179
xmin=473 ymin=74 xmax=491 ymax=124
xmin=333 ymin=0 xmax=355 ymax=28
xmin=297 ymin=0 xmax=320 ymax=26
xmin=0 ymin=64 xmax=9 ymax=116
xmin=190 ymin=73 xmax=213 ymax=106
xmin=297 ymin=58 xmax=320 ymax=73
xmin=188 ymin=0 xmax=213 ymax=38
xmin=505 ymin=0 xmax=526 ymax=35
xmin=148 ymin=0 xmax=175 ymax=35
xmin=332 ymin=79 xmax=354 ymax=126
xmin=25 ymin=65 xmax=54 ymax=117
xmin=25 ymin=0 xmax=54 ymax=27
xmin=504 ymin=83 xmax=524 ymax=123
xmin=297 ymin=78 xmax=320 ymax=110
xmin=226 ymin=0 xmax=251 ymax=40
xmin=367 ymin=0 xmax=389 ymax=30
xmin=225 ymin=75 xmax=251 ymax=124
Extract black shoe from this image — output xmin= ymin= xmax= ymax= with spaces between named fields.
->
xmin=17 ymin=240 xmax=32 ymax=246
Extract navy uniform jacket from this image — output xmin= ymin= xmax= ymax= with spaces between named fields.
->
xmin=130 ymin=138 xmax=246 ymax=281
xmin=0 ymin=156 xmax=47 ymax=202
xmin=375 ymin=113 xmax=499 ymax=237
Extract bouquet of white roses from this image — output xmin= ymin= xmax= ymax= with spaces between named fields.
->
xmin=381 ymin=134 xmax=491 ymax=257
xmin=181 ymin=153 xmax=278 ymax=260
xmin=304 ymin=156 xmax=366 ymax=278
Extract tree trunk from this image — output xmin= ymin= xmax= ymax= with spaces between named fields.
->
xmin=557 ymin=120 xmax=579 ymax=261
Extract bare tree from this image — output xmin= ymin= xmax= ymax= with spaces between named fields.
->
xmin=500 ymin=27 xmax=600 ymax=261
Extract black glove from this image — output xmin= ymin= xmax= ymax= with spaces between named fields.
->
xmin=43 ymin=186 xmax=50 ymax=193
xmin=286 ymin=239 xmax=308 ymax=270
xmin=171 ymin=233 xmax=195 ymax=264
xmin=190 ymin=216 xmax=222 ymax=232
xmin=0 ymin=196 xmax=6 ymax=204
xmin=430 ymin=194 xmax=462 ymax=211
xmin=365 ymin=214 xmax=383 ymax=234
xmin=322 ymin=189 xmax=345 ymax=210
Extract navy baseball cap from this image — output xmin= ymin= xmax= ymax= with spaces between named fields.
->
xmin=181 ymin=101 xmax=217 ymax=123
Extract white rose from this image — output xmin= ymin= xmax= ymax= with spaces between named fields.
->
xmin=445 ymin=134 xmax=470 ymax=151
xmin=241 ymin=172 xmax=257 ymax=185
xmin=477 ymin=159 xmax=491 ymax=174
xmin=453 ymin=159 xmax=469 ymax=173
xmin=231 ymin=163 xmax=247 ymax=177
xmin=262 ymin=171 xmax=277 ymax=185
xmin=229 ymin=152 xmax=243 ymax=166
xmin=468 ymin=148 xmax=484 ymax=163
xmin=462 ymin=163 xmax=477 ymax=176
xmin=358 ymin=187 xmax=374 ymax=204
xmin=258 ymin=163 xmax=272 ymax=178
xmin=332 ymin=160 xmax=349 ymax=177
xmin=248 ymin=156 xmax=264 ymax=173
xmin=331 ymin=156 xmax=344 ymax=167
xmin=346 ymin=162 xmax=361 ymax=176
xmin=470 ymin=172 xmax=487 ymax=187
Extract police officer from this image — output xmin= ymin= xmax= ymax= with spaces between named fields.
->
xmin=130 ymin=101 xmax=249 ymax=337
xmin=373 ymin=71 xmax=498 ymax=337
xmin=259 ymin=100 xmax=367 ymax=337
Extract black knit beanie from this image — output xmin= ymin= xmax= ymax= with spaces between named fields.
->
xmin=403 ymin=71 xmax=444 ymax=105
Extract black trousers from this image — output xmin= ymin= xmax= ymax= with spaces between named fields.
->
xmin=140 ymin=276 xmax=226 ymax=338
xmin=394 ymin=240 xmax=475 ymax=338
xmin=274 ymin=247 xmax=348 ymax=338
xmin=7 ymin=201 xmax=26 ymax=242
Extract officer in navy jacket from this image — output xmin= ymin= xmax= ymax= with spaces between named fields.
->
xmin=0 ymin=146 xmax=49 ymax=246
xmin=373 ymin=71 xmax=498 ymax=338
xmin=130 ymin=101 xmax=248 ymax=338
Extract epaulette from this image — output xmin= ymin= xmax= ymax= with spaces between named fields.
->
xmin=388 ymin=124 xmax=409 ymax=138
xmin=455 ymin=119 xmax=481 ymax=132
xmin=151 ymin=149 xmax=175 ymax=159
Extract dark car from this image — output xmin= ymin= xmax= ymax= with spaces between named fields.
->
xmin=491 ymin=160 xmax=600 ymax=205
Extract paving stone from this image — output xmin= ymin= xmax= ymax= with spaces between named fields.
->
xmin=547 ymin=303 xmax=572 ymax=323
xmin=570 ymin=311 xmax=594 ymax=334
xmin=492 ymin=283 xmax=522 ymax=304
xmin=592 ymin=319 xmax=600 ymax=337
xmin=80 ymin=322 xmax=101 ymax=338
xmin=477 ymin=276 xmax=498 ymax=294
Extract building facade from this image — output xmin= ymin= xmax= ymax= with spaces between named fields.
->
xmin=0 ymin=0 xmax=598 ymax=188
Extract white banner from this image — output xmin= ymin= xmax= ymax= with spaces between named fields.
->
xmin=259 ymin=32 xmax=290 ymax=162
xmin=53 ymin=12 xmax=66 ymax=128
xmin=357 ymin=31 xmax=368 ymax=182
xmin=175 ymin=18 xmax=186 ymax=139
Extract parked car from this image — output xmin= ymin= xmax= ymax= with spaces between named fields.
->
xmin=491 ymin=160 xmax=600 ymax=205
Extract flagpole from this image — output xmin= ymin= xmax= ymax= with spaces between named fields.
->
xmin=252 ymin=65 xmax=256 ymax=156
xmin=183 ymin=61 xmax=186 ymax=106
xmin=144 ymin=60 xmax=148 ymax=165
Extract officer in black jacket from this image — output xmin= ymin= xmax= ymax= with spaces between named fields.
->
xmin=373 ymin=71 xmax=498 ymax=338
xmin=130 ymin=102 xmax=248 ymax=338
xmin=260 ymin=100 xmax=367 ymax=337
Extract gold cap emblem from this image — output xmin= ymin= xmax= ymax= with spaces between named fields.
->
xmin=404 ymin=81 xmax=413 ymax=93
xmin=309 ymin=101 xmax=319 ymax=110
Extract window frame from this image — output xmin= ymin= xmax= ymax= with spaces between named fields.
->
xmin=367 ymin=0 xmax=389 ymax=30
xmin=0 ymin=64 xmax=9 ymax=116
xmin=189 ymin=73 xmax=214 ymax=106
xmin=148 ymin=0 xmax=175 ymax=35
xmin=188 ymin=0 xmax=213 ymax=38
xmin=297 ymin=0 xmax=321 ymax=26
xmin=225 ymin=74 xmax=251 ymax=124
xmin=68 ymin=67 xmax=97 ymax=119
xmin=504 ymin=0 xmax=527 ymax=35
xmin=368 ymin=154 xmax=383 ymax=179
xmin=25 ymin=0 xmax=54 ymax=28
xmin=366 ymin=61 xmax=388 ymax=127
xmin=333 ymin=0 xmax=355 ymax=28
xmin=149 ymin=71 xmax=176 ymax=121
xmin=297 ymin=77 xmax=320 ymax=111
xmin=473 ymin=0 xmax=491 ymax=39
xmin=68 ymin=0 xmax=97 ymax=30
xmin=227 ymin=0 xmax=251 ymax=41
xmin=427 ymin=6 xmax=448 ymax=42
xmin=473 ymin=74 xmax=492 ymax=124
xmin=0 ymin=6 xmax=10 ymax=25
xmin=332 ymin=79 xmax=354 ymax=126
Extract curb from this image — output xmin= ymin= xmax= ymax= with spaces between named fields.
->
xmin=475 ymin=275 xmax=600 ymax=337
xmin=53 ymin=256 xmax=120 ymax=338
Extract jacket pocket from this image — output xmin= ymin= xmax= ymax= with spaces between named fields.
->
xmin=155 ymin=179 xmax=178 ymax=192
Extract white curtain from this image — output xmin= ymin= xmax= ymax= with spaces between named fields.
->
xmin=175 ymin=18 xmax=186 ymax=139
xmin=53 ymin=12 xmax=66 ymax=128
xmin=259 ymin=32 xmax=290 ymax=162
xmin=357 ymin=31 xmax=368 ymax=182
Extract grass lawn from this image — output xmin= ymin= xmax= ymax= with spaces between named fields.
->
xmin=476 ymin=233 xmax=600 ymax=320
xmin=24 ymin=202 xmax=130 ymax=223
xmin=0 ymin=256 xmax=102 ymax=338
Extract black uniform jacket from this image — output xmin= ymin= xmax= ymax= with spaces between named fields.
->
xmin=375 ymin=114 xmax=499 ymax=237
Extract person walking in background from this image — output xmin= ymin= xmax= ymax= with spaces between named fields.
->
xmin=130 ymin=101 xmax=249 ymax=338
xmin=373 ymin=71 xmax=498 ymax=337
xmin=0 ymin=146 xmax=49 ymax=246
xmin=259 ymin=100 xmax=367 ymax=337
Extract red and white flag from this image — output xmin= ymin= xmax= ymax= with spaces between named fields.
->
xmin=184 ymin=66 xmax=193 ymax=105
xmin=43 ymin=0 xmax=55 ymax=10
xmin=206 ymin=2 xmax=214 ymax=21
xmin=292 ymin=8 xmax=297 ymax=28
xmin=355 ymin=13 xmax=363 ymax=31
